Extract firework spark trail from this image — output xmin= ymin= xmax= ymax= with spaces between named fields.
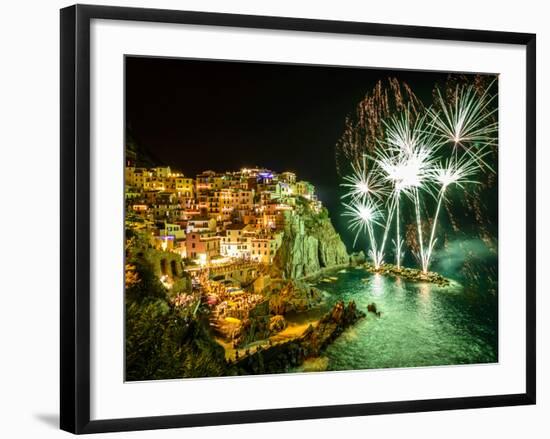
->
xmin=340 ymin=79 xmax=497 ymax=275
xmin=418 ymin=80 xmax=498 ymax=272
xmin=342 ymin=198 xmax=384 ymax=268
xmin=340 ymin=154 xmax=387 ymax=203
xmin=412 ymin=188 xmax=428 ymax=272
xmin=378 ymin=194 xmax=395 ymax=254
xmin=429 ymin=80 xmax=498 ymax=171
xmin=376 ymin=109 xmax=440 ymax=271
xmin=395 ymin=194 xmax=403 ymax=268
xmin=425 ymin=187 xmax=445 ymax=271
xmin=341 ymin=154 xmax=389 ymax=267
xmin=335 ymin=78 xmax=423 ymax=176
xmin=422 ymin=151 xmax=490 ymax=271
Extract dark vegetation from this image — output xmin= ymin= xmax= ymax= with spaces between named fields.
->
xmin=125 ymin=230 xmax=227 ymax=381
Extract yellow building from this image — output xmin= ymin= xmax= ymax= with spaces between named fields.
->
xmin=220 ymin=223 xmax=253 ymax=259
xmin=195 ymin=170 xmax=218 ymax=196
xmin=186 ymin=216 xmax=217 ymax=234
xmin=159 ymin=222 xmax=186 ymax=240
xmin=295 ymin=180 xmax=315 ymax=199
xmin=280 ymin=171 xmax=296 ymax=184
xmin=125 ymin=167 xmax=151 ymax=188
xmin=207 ymin=189 xmax=255 ymax=218
xmin=153 ymin=166 xmax=171 ymax=178
xmin=250 ymin=232 xmax=283 ymax=264
xmin=174 ymin=177 xmax=194 ymax=198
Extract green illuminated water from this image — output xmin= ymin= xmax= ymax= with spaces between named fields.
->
xmin=309 ymin=268 xmax=498 ymax=371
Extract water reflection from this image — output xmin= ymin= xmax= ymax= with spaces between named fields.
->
xmin=314 ymin=268 xmax=497 ymax=371
xmin=370 ymin=273 xmax=384 ymax=296
xmin=417 ymin=282 xmax=432 ymax=313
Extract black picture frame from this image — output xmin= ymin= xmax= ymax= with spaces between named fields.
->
xmin=60 ymin=4 xmax=536 ymax=434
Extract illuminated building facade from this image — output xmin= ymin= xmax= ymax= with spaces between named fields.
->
xmin=125 ymin=165 xmax=321 ymax=264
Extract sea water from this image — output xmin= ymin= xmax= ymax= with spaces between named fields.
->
xmin=309 ymin=268 xmax=498 ymax=371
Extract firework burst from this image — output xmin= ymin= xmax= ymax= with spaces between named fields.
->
xmin=340 ymin=154 xmax=388 ymax=203
xmin=429 ymin=80 xmax=498 ymax=170
xmin=340 ymin=78 xmax=496 ymax=276
xmin=374 ymin=109 xmax=439 ymax=267
xmin=430 ymin=152 xmax=486 ymax=191
xmin=342 ymin=198 xmax=384 ymax=268
xmin=421 ymin=152 xmax=487 ymax=272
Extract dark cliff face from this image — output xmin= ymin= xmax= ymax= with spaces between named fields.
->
xmin=272 ymin=201 xmax=349 ymax=279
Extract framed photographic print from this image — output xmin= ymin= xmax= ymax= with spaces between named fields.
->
xmin=60 ymin=4 xmax=536 ymax=434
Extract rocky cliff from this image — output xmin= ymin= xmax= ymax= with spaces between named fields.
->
xmin=272 ymin=200 xmax=349 ymax=279
xmin=233 ymin=300 xmax=365 ymax=375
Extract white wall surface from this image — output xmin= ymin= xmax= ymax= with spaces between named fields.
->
xmin=0 ymin=0 xmax=546 ymax=437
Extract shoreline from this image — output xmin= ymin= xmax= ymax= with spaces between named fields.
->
xmin=227 ymin=300 xmax=366 ymax=374
xmin=299 ymin=262 xmax=352 ymax=283
xmin=211 ymin=260 xmax=452 ymax=374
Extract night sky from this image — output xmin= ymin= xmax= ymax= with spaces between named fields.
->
xmin=125 ymin=56 xmax=454 ymax=248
